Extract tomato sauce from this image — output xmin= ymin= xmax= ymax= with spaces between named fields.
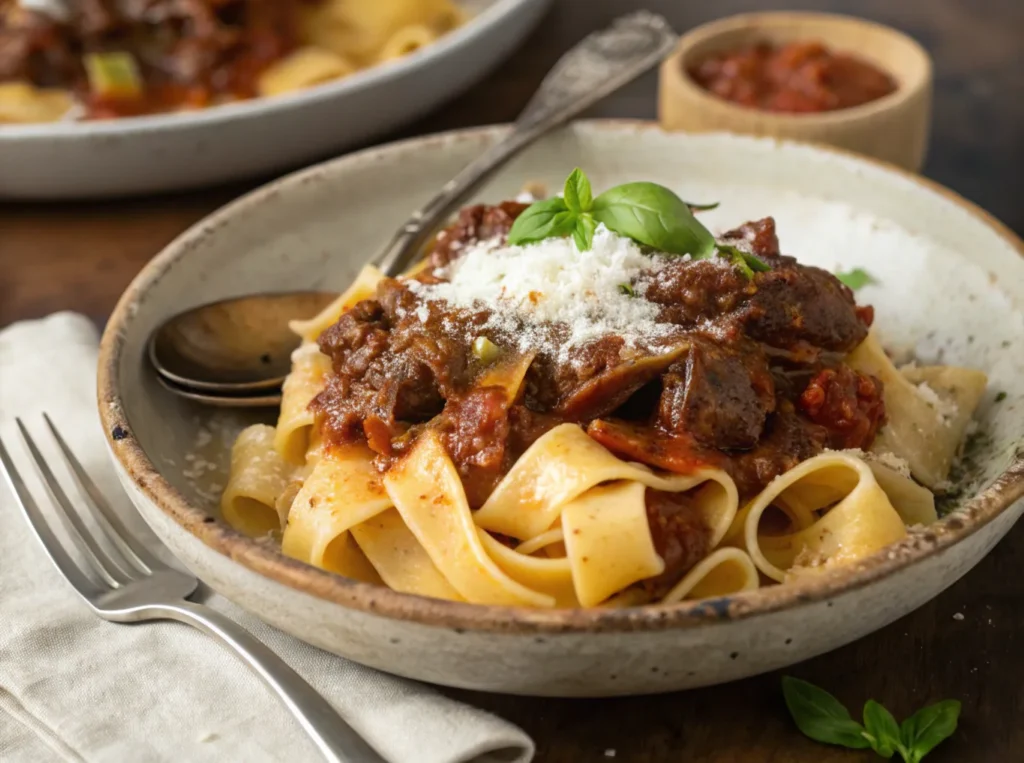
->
xmin=689 ymin=41 xmax=897 ymax=113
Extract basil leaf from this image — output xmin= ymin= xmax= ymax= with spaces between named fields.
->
xmin=782 ymin=676 xmax=872 ymax=750
xmin=563 ymin=168 xmax=593 ymax=214
xmin=592 ymin=181 xmax=716 ymax=258
xmin=507 ymin=197 xmax=576 ymax=245
xmin=835 ymin=267 xmax=877 ymax=291
xmin=573 ymin=213 xmax=596 ymax=252
xmin=900 ymin=700 xmax=961 ymax=762
xmin=863 ymin=700 xmax=902 ymax=758
xmin=685 ymin=200 xmax=720 ymax=211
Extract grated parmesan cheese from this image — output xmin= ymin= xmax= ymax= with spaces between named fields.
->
xmin=914 ymin=381 xmax=959 ymax=426
xmin=410 ymin=225 xmax=683 ymax=358
xmin=829 ymin=447 xmax=912 ymax=478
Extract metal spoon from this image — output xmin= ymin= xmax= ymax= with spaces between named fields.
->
xmin=148 ymin=291 xmax=336 ymax=396
xmin=150 ymin=12 xmax=677 ymax=406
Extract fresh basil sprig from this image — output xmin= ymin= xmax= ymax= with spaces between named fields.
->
xmin=506 ymin=168 xmax=768 ymax=277
xmin=782 ymin=676 xmax=961 ymax=762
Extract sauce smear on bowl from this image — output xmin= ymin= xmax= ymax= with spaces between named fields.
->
xmin=689 ymin=41 xmax=897 ymax=113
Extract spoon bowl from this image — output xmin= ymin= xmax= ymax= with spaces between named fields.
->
xmin=153 ymin=374 xmax=284 ymax=408
xmin=148 ymin=291 xmax=336 ymax=394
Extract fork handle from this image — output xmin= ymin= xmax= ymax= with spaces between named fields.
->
xmin=153 ymin=600 xmax=385 ymax=763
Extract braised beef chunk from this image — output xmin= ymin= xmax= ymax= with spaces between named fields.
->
xmin=312 ymin=205 xmax=881 ymax=506
xmin=549 ymin=339 xmax=688 ymax=420
xmin=641 ymin=489 xmax=713 ymax=596
xmin=729 ymin=403 xmax=829 ymax=497
xmin=721 ymin=217 xmax=781 ymax=257
xmin=645 ymin=254 xmax=867 ymax=353
xmin=658 ymin=335 xmax=776 ymax=450
xmin=742 ymin=260 xmax=868 ymax=352
xmin=314 ymin=291 xmax=446 ymax=446
xmin=645 ymin=259 xmax=755 ymax=327
xmin=429 ymin=201 xmax=529 ymax=268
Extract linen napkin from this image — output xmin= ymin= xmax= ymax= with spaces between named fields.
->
xmin=0 ymin=313 xmax=534 ymax=763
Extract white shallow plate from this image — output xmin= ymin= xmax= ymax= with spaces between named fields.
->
xmin=99 ymin=122 xmax=1024 ymax=697
xmin=0 ymin=0 xmax=550 ymax=199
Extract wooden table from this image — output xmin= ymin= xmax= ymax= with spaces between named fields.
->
xmin=2 ymin=1 xmax=1021 ymax=760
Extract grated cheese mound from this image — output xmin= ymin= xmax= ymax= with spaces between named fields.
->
xmin=914 ymin=381 xmax=959 ymax=426
xmin=411 ymin=225 xmax=682 ymax=357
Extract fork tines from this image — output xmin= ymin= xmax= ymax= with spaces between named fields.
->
xmin=0 ymin=414 xmax=164 ymax=598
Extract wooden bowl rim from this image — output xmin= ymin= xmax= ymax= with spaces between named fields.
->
xmin=663 ymin=11 xmax=933 ymax=127
xmin=98 ymin=120 xmax=1024 ymax=636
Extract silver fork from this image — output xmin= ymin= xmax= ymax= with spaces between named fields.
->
xmin=0 ymin=414 xmax=385 ymax=763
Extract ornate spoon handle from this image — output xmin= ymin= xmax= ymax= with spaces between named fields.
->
xmin=374 ymin=11 xmax=677 ymax=277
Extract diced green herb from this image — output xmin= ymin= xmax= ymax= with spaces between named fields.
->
xmin=835 ymin=267 xmax=877 ymax=291
xmin=995 ymin=391 xmax=1007 ymax=402
xmin=618 ymin=283 xmax=636 ymax=297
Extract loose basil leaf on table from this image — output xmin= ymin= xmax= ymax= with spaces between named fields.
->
xmin=591 ymin=181 xmax=717 ymax=257
xmin=783 ymin=677 xmax=961 ymax=762
xmin=781 ymin=676 xmax=872 ymax=750
xmin=900 ymin=700 xmax=961 ymax=763
xmin=507 ymin=196 xmax=577 ymax=245
xmin=863 ymin=699 xmax=903 ymax=758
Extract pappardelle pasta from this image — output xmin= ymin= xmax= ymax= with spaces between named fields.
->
xmin=0 ymin=0 xmax=464 ymax=123
xmin=222 ymin=171 xmax=987 ymax=609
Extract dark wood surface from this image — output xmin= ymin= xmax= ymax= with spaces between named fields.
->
xmin=2 ymin=1 xmax=1021 ymax=760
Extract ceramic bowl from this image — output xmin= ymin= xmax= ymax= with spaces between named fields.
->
xmin=98 ymin=121 xmax=1024 ymax=697
xmin=659 ymin=12 xmax=932 ymax=171
xmin=0 ymin=0 xmax=550 ymax=200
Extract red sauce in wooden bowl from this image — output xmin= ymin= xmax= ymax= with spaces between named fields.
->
xmin=688 ymin=41 xmax=898 ymax=114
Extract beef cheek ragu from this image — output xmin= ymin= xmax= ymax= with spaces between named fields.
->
xmin=311 ymin=202 xmax=885 ymax=590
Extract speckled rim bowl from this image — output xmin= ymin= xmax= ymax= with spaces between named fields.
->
xmin=96 ymin=121 xmax=1024 ymax=693
xmin=659 ymin=12 xmax=933 ymax=171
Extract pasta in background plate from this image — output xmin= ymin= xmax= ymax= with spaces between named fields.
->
xmin=221 ymin=173 xmax=988 ymax=609
xmin=0 ymin=0 xmax=464 ymax=123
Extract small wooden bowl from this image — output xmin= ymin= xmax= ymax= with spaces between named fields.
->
xmin=659 ymin=12 xmax=933 ymax=171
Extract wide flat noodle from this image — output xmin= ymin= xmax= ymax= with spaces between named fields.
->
xmin=351 ymin=509 xmax=463 ymax=601
xmin=274 ymin=342 xmax=332 ymax=464
xmin=847 ymin=332 xmax=987 ymax=488
xmin=515 ymin=528 xmax=565 ymax=557
xmin=289 ymin=264 xmax=384 ymax=343
xmin=475 ymin=424 xmax=738 ymax=542
xmin=221 ymin=424 xmax=294 ymax=538
xmin=383 ymin=431 xmax=555 ymax=607
xmin=561 ymin=481 xmax=665 ymax=607
xmin=280 ymin=446 xmax=391 ymax=577
xmin=864 ymin=460 xmax=937 ymax=526
xmin=478 ymin=532 xmax=578 ymax=607
xmin=737 ymin=452 xmax=908 ymax=582
xmin=662 ymin=547 xmax=760 ymax=604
